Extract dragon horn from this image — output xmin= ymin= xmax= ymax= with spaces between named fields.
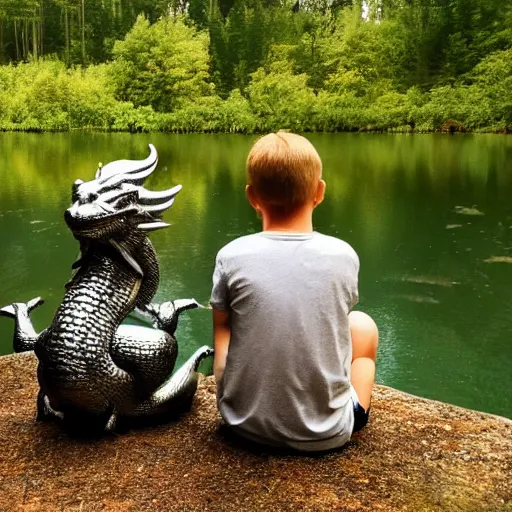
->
xmin=136 ymin=184 xmax=182 ymax=227
xmin=139 ymin=184 xmax=182 ymax=216
xmin=140 ymin=197 xmax=177 ymax=216
xmin=96 ymin=144 xmax=158 ymax=187
xmin=138 ymin=185 xmax=182 ymax=205
xmin=137 ymin=221 xmax=171 ymax=232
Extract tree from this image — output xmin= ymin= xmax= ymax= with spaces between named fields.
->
xmin=111 ymin=15 xmax=214 ymax=112
xmin=0 ymin=0 xmax=41 ymax=62
xmin=247 ymin=54 xmax=317 ymax=131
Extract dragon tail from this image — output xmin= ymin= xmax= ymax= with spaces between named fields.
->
xmin=131 ymin=345 xmax=214 ymax=418
xmin=0 ymin=297 xmax=43 ymax=318
xmin=0 ymin=297 xmax=44 ymax=352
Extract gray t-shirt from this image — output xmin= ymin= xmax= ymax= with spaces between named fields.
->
xmin=210 ymin=231 xmax=360 ymax=450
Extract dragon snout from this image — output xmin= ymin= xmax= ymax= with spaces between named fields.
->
xmin=64 ymin=201 xmax=121 ymax=237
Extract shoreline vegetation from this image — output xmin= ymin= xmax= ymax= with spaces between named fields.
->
xmin=0 ymin=2 xmax=510 ymax=135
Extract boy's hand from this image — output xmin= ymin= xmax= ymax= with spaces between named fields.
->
xmin=212 ymin=309 xmax=230 ymax=384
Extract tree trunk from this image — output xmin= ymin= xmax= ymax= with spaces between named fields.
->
xmin=0 ymin=20 xmax=4 ymax=64
xmin=32 ymin=20 xmax=38 ymax=60
xmin=81 ymin=0 xmax=86 ymax=64
xmin=64 ymin=6 xmax=70 ymax=66
xmin=21 ymin=23 xmax=26 ymax=61
xmin=25 ymin=21 xmax=29 ymax=60
xmin=40 ymin=1 xmax=44 ymax=57
xmin=14 ymin=20 xmax=20 ymax=61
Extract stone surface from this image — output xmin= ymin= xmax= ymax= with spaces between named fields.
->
xmin=0 ymin=353 xmax=511 ymax=512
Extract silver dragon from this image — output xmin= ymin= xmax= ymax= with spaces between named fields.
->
xmin=0 ymin=145 xmax=213 ymax=434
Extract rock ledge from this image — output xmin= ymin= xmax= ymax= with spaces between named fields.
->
xmin=0 ymin=353 xmax=511 ymax=511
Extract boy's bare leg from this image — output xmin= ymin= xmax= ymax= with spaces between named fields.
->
xmin=349 ymin=311 xmax=379 ymax=411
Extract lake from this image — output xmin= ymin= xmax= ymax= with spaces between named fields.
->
xmin=0 ymin=132 xmax=511 ymax=419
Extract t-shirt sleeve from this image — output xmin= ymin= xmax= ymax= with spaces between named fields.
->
xmin=210 ymin=252 xmax=230 ymax=311
xmin=347 ymin=249 xmax=360 ymax=310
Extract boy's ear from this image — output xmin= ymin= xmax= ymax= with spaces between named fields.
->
xmin=245 ymin=184 xmax=260 ymax=212
xmin=313 ymin=179 xmax=326 ymax=208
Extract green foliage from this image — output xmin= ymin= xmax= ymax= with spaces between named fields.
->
xmin=111 ymin=16 xmax=213 ymax=112
xmin=312 ymin=90 xmax=367 ymax=132
xmin=0 ymin=1 xmax=511 ymax=134
xmin=156 ymin=90 xmax=257 ymax=133
xmin=216 ymin=89 xmax=257 ymax=133
xmin=0 ymin=59 xmax=149 ymax=132
xmin=323 ymin=8 xmax=410 ymax=91
xmin=247 ymin=58 xmax=316 ymax=132
xmin=0 ymin=59 xmax=71 ymax=130
xmin=408 ymin=49 xmax=512 ymax=132
xmin=208 ymin=0 xmax=313 ymax=94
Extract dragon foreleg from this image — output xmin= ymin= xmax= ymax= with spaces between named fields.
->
xmin=141 ymin=298 xmax=207 ymax=337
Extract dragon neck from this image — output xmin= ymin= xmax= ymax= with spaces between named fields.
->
xmin=109 ymin=232 xmax=160 ymax=308
xmin=126 ymin=236 xmax=160 ymax=308
xmin=67 ymin=232 xmax=160 ymax=316
xmin=57 ymin=254 xmax=140 ymax=337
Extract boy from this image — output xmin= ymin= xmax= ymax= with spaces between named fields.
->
xmin=210 ymin=132 xmax=378 ymax=452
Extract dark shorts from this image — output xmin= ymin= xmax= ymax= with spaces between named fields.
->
xmin=352 ymin=401 xmax=370 ymax=433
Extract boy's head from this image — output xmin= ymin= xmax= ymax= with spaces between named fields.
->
xmin=246 ymin=132 xmax=324 ymax=217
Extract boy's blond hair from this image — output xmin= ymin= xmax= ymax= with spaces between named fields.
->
xmin=246 ymin=132 xmax=322 ymax=215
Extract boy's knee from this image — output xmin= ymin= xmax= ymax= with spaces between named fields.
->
xmin=349 ymin=311 xmax=379 ymax=347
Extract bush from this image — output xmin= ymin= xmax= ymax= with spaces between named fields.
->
xmin=0 ymin=12 xmax=510 ymax=134
xmin=246 ymin=60 xmax=317 ymax=132
xmin=111 ymin=15 xmax=214 ymax=113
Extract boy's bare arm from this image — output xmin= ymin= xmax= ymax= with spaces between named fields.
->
xmin=212 ymin=309 xmax=230 ymax=383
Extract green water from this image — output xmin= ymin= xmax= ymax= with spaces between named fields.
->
xmin=0 ymin=132 xmax=511 ymax=418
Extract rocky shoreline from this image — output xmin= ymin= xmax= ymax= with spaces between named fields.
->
xmin=0 ymin=353 xmax=511 ymax=511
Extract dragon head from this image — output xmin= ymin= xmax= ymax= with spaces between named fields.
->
xmin=64 ymin=145 xmax=180 ymax=240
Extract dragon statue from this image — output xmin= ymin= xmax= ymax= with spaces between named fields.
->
xmin=0 ymin=145 xmax=213 ymax=434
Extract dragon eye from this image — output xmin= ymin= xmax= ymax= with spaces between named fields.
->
xmin=111 ymin=190 xmax=138 ymax=209
xmin=78 ymin=191 xmax=98 ymax=205
xmin=71 ymin=179 xmax=101 ymax=205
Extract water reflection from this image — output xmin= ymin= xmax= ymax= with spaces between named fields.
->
xmin=1 ymin=132 xmax=511 ymax=418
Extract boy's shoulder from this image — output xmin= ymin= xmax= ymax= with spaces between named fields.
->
xmin=216 ymin=232 xmax=358 ymax=263
xmin=311 ymin=232 xmax=358 ymax=253
xmin=215 ymin=233 xmax=263 ymax=259
xmin=312 ymin=232 xmax=360 ymax=270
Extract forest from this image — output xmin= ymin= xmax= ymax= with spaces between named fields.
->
xmin=0 ymin=0 xmax=510 ymax=133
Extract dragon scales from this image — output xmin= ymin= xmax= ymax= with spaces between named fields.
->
xmin=0 ymin=145 xmax=213 ymax=434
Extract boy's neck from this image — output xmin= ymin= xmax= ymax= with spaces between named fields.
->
xmin=261 ymin=205 xmax=314 ymax=233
